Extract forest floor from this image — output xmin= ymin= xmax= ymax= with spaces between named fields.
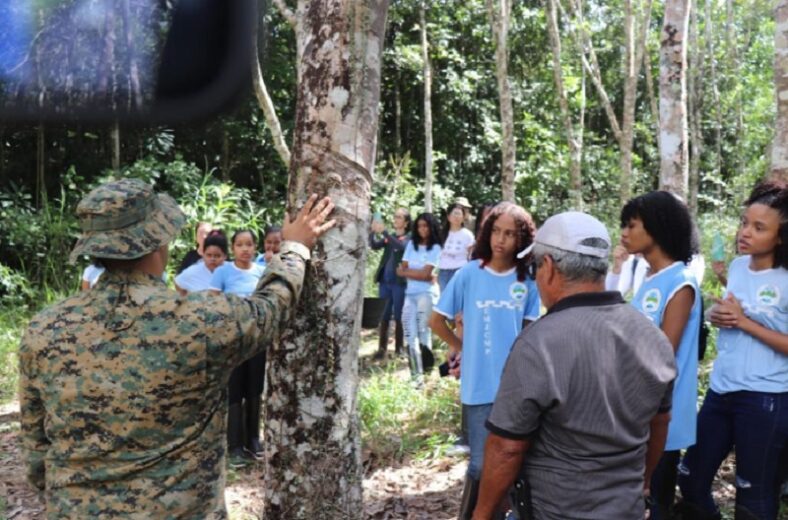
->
xmin=0 ymin=332 xmax=775 ymax=519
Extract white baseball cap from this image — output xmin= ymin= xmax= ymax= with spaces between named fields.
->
xmin=517 ymin=211 xmax=610 ymax=259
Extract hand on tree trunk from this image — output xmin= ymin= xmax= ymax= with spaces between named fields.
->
xmin=282 ymin=194 xmax=336 ymax=249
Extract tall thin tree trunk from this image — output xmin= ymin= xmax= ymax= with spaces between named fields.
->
xmin=221 ymin=125 xmax=230 ymax=181
xmin=111 ymin=121 xmax=121 ymax=171
xmin=36 ymin=124 xmax=46 ymax=208
xmin=253 ymin=33 xmax=291 ymax=167
xmin=619 ymin=0 xmax=637 ymax=201
xmin=487 ymin=0 xmax=516 ymax=202
xmin=659 ymin=0 xmax=691 ymax=196
xmin=395 ymin=71 xmax=402 ymax=153
xmin=545 ymin=0 xmax=582 ymax=208
xmin=420 ymin=0 xmax=434 ymax=212
xmin=704 ymin=0 xmax=722 ymax=183
xmin=726 ymin=0 xmax=745 ymax=176
xmin=772 ymin=0 xmax=788 ymax=180
xmin=263 ymin=0 xmax=389 ymax=517
xmin=688 ymin=7 xmax=703 ymax=215
xmin=644 ymin=45 xmax=660 ymax=149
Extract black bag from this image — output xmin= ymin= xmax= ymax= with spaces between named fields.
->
xmin=698 ymin=297 xmax=709 ymax=361
xmin=510 ymin=477 xmax=533 ymax=520
xmin=421 ymin=345 xmax=435 ymax=372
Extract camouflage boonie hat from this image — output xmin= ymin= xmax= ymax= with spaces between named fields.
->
xmin=69 ymin=178 xmax=186 ymax=263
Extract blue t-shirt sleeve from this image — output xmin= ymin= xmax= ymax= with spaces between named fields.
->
xmin=209 ymin=266 xmax=225 ymax=291
xmin=524 ymin=279 xmax=541 ymax=321
xmin=436 ymin=265 xmax=465 ymax=318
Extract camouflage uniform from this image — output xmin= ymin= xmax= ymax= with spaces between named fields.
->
xmin=19 ymin=179 xmax=308 ymax=519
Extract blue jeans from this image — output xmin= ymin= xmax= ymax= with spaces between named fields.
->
xmin=465 ymin=403 xmax=493 ymax=480
xmin=402 ymin=291 xmax=436 ymax=379
xmin=678 ymin=389 xmax=788 ymax=519
xmin=438 ymin=268 xmax=459 ymax=293
xmin=379 ymin=281 xmax=405 ymax=323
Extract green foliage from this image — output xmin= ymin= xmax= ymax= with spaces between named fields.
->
xmin=359 ymin=364 xmax=460 ymax=463
xmin=0 ymin=307 xmax=28 ymax=403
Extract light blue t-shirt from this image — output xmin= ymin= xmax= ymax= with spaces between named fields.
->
xmin=403 ymin=242 xmax=442 ymax=296
xmin=435 ymin=260 xmax=541 ymax=405
xmin=255 ymin=253 xmax=267 ymax=269
xmin=209 ymin=262 xmax=265 ymax=297
xmin=710 ymin=256 xmax=788 ymax=394
xmin=631 ymin=261 xmax=700 ymax=450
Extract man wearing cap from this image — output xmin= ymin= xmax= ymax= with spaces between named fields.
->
xmin=18 ymin=178 xmax=335 ymax=518
xmin=472 ymin=211 xmax=677 ymax=520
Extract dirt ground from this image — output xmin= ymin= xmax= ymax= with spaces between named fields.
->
xmin=0 ymin=398 xmax=752 ymax=520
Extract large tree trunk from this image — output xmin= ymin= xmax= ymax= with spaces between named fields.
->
xmin=420 ymin=0 xmax=434 ymax=212
xmin=262 ymin=0 xmax=389 ymax=517
xmin=772 ymin=0 xmax=788 ymax=180
xmin=487 ymin=0 xmax=516 ymax=202
xmin=658 ymin=0 xmax=691 ymax=196
xmin=545 ymin=0 xmax=582 ymax=209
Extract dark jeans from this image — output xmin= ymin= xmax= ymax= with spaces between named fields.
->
xmin=379 ymin=281 xmax=405 ymax=323
xmin=678 ymin=389 xmax=788 ymax=519
xmin=649 ymin=450 xmax=681 ymax=519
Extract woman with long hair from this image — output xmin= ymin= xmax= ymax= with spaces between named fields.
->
xmin=397 ymin=212 xmax=442 ymax=385
xmin=677 ymin=181 xmax=788 ymax=520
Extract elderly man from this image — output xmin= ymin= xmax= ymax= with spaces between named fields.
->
xmin=18 ymin=178 xmax=334 ymax=518
xmin=473 ymin=211 xmax=677 ymax=519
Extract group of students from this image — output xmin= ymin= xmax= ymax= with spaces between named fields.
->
xmin=81 ymin=221 xmax=285 ymax=467
xmin=370 ymin=183 xmax=787 ymax=520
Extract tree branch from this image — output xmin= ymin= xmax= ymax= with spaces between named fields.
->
xmin=252 ymin=42 xmax=291 ymax=167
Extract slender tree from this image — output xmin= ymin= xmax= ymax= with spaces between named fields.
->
xmin=487 ymin=0 xmax=516 ymax=202
xmin=420 ymin=0 xmax=434 ymax=211
xmin=545 ymin=0 xmax=584 ymax=209
xmin=262 ymin=0 xmax=389 ymax=517
xmin=772 ymin=0 xmax=788 ymax=180
xmin=561 ymin=0 xmax=653 ymax=202
xmin=658 ymin=0 xmax=691 ymax=196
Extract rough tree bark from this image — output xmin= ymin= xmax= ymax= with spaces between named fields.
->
xmin=658 ymin=0 xmax=691 ymax=196
xmin=262 ymin=1 xmax=389 ymax=518
xmin=545 ymin=0 xmax=583 ymax=209
xmin=420 ymin=0 xmax=434 ymax=212
xmin=772 ymin=0 xmax=788 ymax=181
xmin=487 ymin=0 xmax=516 ymax=202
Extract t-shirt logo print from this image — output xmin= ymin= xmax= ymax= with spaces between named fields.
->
xmin=642 ymin=288 xmax=662 ymax=313
xmin=756 ymin=284 xmax=780 ymax=306
xmin=509 ymin=282 xmax=527 ymax=301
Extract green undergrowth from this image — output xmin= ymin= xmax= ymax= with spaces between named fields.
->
xmin=358 ymin=358 xmax=461 ymax=467
xmin=0 ymin=308 xmax=27 ymax=404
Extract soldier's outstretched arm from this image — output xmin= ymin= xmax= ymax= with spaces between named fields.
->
xmin=219 ymin=195 xmax=335 ymax=367
xmin=18 ymin=332 xmax=50 ymax=491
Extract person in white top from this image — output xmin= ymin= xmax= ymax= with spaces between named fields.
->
xmin=81 ymin=263 xmax=106 ymax=290
xmin=174 ymin=231 xmax=228 ymax=295
xmin=438 ymin=203 xmax=475 ymax=291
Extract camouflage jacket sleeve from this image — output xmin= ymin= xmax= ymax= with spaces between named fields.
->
xmin=211 ymin=250 xmax=306 ymax=370
xmin=18 ymin=329 xmax=49 ymax=491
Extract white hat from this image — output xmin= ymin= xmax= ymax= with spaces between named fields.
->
xmin=517 ymin=211 xmax=610 ymax=259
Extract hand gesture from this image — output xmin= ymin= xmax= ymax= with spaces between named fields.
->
xmin=282 ymin=194 xmax=336 ymax=249
xmin=612 ymin=245 xmax=628 ymax=273
xmin=709 ymin=294 xmax=745 ymax=329
xmin=371 ymin=219 xmax=385 ymax=234
xmin=448 ymin=350 xmax=462 ymax=379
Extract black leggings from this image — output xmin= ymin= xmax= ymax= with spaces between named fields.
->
xmin=228 ymin=351 xmax=266 ymax=404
